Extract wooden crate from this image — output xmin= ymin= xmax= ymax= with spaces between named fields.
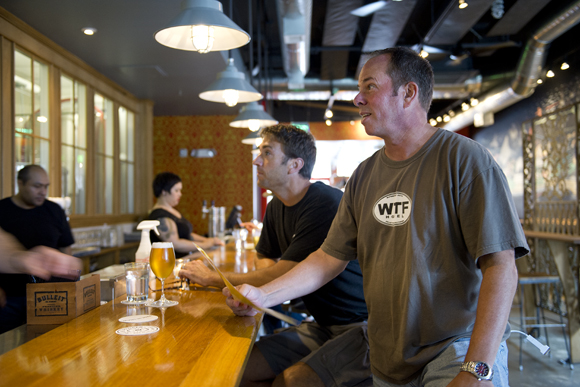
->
xmin=26 ymin=274 xmax=100 ymax=325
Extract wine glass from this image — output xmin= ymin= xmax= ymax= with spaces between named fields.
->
xmin=148 ymin=242 xmax=179 ymax=307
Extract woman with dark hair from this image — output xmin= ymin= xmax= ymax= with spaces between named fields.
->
xmin=147 ymin=172 xmax=223 ymax=258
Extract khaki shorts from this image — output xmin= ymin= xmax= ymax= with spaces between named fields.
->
xmin=255 ymin=321 xmax=372 ymax=387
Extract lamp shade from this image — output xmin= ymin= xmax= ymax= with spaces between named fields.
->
xmin=241 ymin=130 xmax=262 ymax=146
xmin=199 ymin=58 xmax=262 ymax=106
xmin=230 ymin=102 xmax=278 ymax=131
xmin=154 ymin=0 xmax=250 ymax=52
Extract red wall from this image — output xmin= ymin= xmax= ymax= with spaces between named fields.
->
xmin=153 ymin=115 xmax=254 ymax=236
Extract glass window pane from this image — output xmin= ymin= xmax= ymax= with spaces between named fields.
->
xmin=14 ymin=50 xmax=32 ymax=137
xmin=76 ymin=83 xmax=87 ymax=148
xmin=33 ymin=60 xmax=49 ymax=138
xmin=119 ymin=107 xmax=127 ymax=161
xmin=75 ymin=149 xmax=86 ymax=214
xmin=95 ymin=154 xmax=104 ymax=213
xmin=128 ymin=163 xmax=134 ymax=213
xmin=105 ymin=157 xmax=114 ymax=214
xmin=105 ymin=99 xmax=114 ymax=157
xmin=120 ymin=162 xmax=127 ymax=213
xmin=127 ymin=111 xmax=134 ymax=162
xmin=15 ymin=133 xmax=33 ymax=165
xmin=61 ymin=75 xmax=74 ymax=145
xmin=95 ymin=93 xmax=105 ymax=154
xmin=34 ymin=138 xmax=50 ymax=171
xmin=62 ymin=144 xmax=74 ymax=200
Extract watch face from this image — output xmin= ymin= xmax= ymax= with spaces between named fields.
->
xmin=474 ymin=362 xmax=490 ymax=376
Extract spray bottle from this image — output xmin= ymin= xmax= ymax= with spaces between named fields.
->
xmin=135 ymin=220 xmax=160 ymax=264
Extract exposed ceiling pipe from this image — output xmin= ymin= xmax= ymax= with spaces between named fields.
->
xmin=444 ymin=1 xmax=580 ymax=132
xmin=265 ymin=76 xmax=482 ymax=101
xmin=275 ymin=0 xmax=312 ymax=90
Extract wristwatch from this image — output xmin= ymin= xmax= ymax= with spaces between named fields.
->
xmin=460 ymin=361 xmax=493 ymax=381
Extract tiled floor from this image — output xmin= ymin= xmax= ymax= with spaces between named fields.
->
xmin=507 ymin=308 xmax=576 ymax=386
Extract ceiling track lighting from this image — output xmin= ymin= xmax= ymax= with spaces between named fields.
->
xmin=199 ymin=58 xmax=262 ymax=107
xmin=459 ymin=0 xmax=468 ymax=9
xmin=561 ymin=62 xmax=570 ymax=70
xmin=324 ymin=109 xmax=333 ymax=119
xmin=325 ymin=119 xmax=332 ymax=127
xmin=154 ymin=0 xmax=250 ymax=53
xmin=546 ymin=70 xmax=555 ymax=78
xmin=230 ymin=102 xmax=278 ymax=132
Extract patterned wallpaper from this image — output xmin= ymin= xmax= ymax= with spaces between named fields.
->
xmin=153 ymin=115 xmax=255 ymax=236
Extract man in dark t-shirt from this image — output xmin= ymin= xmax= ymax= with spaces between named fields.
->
xmin=180 ymin=125 xmax=370 ymax=387
xmin=0 ymin=165 xmax=75 ymax=333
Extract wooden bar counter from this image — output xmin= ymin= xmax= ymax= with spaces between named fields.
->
xmin=0 ymin=243 xmax=263 ymax=387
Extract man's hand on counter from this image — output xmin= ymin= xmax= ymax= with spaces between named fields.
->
xmin=179 ymin=260 xmax=221 ymax=287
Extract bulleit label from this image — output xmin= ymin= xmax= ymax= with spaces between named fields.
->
xmin=34 ymin=291 xmax=68 ymax=316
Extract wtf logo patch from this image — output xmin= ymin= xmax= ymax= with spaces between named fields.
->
xmin=373 ymin=192 xmax=412 ymax=226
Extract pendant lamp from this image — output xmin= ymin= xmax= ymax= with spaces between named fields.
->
xmin=241 ymin=130 xmax=263 ymax=146
xmin=199 ymin=58 xmax=262 ymax=107
xmin=230 ymin=102 xmax=278 ymax=131
xmin=154 ymin=0 xmax=250 ymax=53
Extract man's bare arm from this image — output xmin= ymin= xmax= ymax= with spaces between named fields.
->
xmin=223 ymin=248 xmax=348 ymax=315
xmin=447 ymin=249 xmax=518 ymax=387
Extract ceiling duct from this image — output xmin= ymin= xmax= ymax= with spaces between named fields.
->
xmin=444 ymin=0 xmax=580 ymax=132
xmin=276 ymin=0 xmax=312 ymax=90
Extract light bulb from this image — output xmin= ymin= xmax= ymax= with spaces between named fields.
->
xmin=470 ymin=98 xmax=479 ymax=106
xmin=191 ymin=25 xmax=215 ymax=54
xmin=350 ymin=120 xmax=355 ymax=126
xmin=82 ymin=28 xmax=97 ymax=36
xmin=436 ymin=116 xmax=442 ymax=122
xmin=443 ymin=115 xmax=450 ymax=122
xmin=223 ymin=89 xmax=239 ymax=107
xmin=248 ymin=119 xmax=261 ymax=132
xmin=429 ymin=118 xmax=437 ymax=126
xmin=325 ymin=109 xmax=333 ymax=119
xmin=420 ymin=50 xmax=429 ymax=58
xmin=448 ymin=110 xmax=455 ymax=117
xmin=325 ymin=119 xmax=332 ymax=126
xmin=546 ymin=70 xmax=555 ymax=78
xmin=537 ymin=79 xmax=543 ymax=84
xmin=561 ymin=62 xmax=569 ymax=70
xmin=459 ymin=0 xmax=468 ymax=9
xmin=462 ymin=102 xmax=469 ymax=111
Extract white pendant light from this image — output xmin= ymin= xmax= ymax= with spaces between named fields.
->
xmin=230 ymin=102 xmax=278 ymax=131
xmin=241 ymin=130 xmax=263 ymax=146
xmin=154 ymin=0 xmax=250 ymax=53
xmin=199 ymin=58 xmax=262 ymax=106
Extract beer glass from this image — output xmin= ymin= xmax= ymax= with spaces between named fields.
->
xmin=149 ymin=242 xmax=179 ymax=307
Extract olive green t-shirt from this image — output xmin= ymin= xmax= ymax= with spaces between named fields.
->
xmin=321 ymin=128 xmax=529 ymax=384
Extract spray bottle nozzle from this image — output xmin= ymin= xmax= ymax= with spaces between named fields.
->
xmin=137 ymin=220 xmax=160 ymax=235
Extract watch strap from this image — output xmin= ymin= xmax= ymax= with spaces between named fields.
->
xmin=460 ymin=361 xmax=493 ymax=381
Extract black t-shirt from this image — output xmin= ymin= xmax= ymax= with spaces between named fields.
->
xmin=0 ymin=198 xmax=75 ymax=296
xmin=147 ymin=208 xmax=194 ymax=258
xmin=258 ymin=182 xmax=368 ymax=326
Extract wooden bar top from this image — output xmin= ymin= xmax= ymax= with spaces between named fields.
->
xmin=0 ymin=243 xmax=263 ymax=387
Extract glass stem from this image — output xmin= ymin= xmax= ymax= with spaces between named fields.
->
xmin=160 ymin=278 xmax=166 ymax=303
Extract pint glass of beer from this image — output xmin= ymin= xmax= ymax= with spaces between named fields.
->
xmin=148 ymin=242 xmax=179 ymax=307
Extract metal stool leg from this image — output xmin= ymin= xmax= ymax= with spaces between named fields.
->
xmin=519 ymin=281 xmax=525 ymax=371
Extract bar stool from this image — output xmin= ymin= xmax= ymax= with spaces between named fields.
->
xmin=517 ymin=272 xmax=573 ymax=370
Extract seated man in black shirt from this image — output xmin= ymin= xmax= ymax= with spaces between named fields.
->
xmin=180 ymin=125 xmax=370 ymax=387
xmin=0 ymin=165 xmax=75 ymax=333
